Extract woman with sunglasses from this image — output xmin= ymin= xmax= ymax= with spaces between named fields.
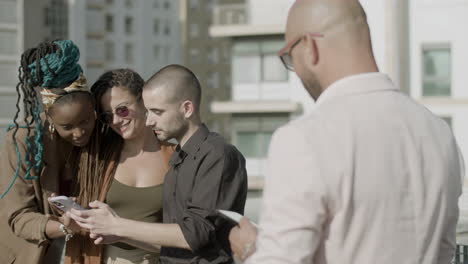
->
xmin=65 ymin=69 xmax=174 ymax=264
xmin=0 ymin=40 xmax=96 ymax=264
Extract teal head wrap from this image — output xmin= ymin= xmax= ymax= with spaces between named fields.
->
xmin=28 ymin=40 xmax=83 ymax=88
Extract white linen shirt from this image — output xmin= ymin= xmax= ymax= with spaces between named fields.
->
xmin=247 ymin=73 xmax=464 ymax=264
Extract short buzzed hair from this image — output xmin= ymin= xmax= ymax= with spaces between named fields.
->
xmin=145 ymin=64 xmax=202 ymax=111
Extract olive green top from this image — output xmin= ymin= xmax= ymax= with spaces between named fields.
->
xmin=106 ymin=179 xmax=163 ymax=250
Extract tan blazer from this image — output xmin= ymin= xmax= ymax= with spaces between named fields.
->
xmin=0 ymin=122 xmax=75 ymax=264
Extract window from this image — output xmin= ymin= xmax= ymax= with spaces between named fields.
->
xmin=125 ymin=16 xmax=133 ymax=34
xmin=190 ymin=23 xmax=199 ymax=37
xmin=164 ymin=23 xmax=171 ymax=35
xmin=125 ymin=43 xmax=134 ymax=63
xmin=153 ymin=19 xmax=159 ymax=34
xmin=106 ymin=0 xmax=113 ymax=4
xmin=236 ymin=132 xmax=272 ymax=159
xmin=153 ymin=0 xmax=159 ymax=8
xmin=125 ymin=0 xmax=132 ymax=8
xmin=232 ymin=40 xmax=288 ymax=84
xmin=105 ymin=15 xmax=113 ymax=32
xmin=189 ymin=0 xmax=198 ymax=9
xmin=153 ymin=45 xmax=160 ymax=60
xmin=164 ymin=1 xmax=170 ymax=9
xmin=105 ymin=41 xmax=115 ymax=61
xmin=190 ymin=48 xmax=200 ymax=64
xmin=208 ymin=47 xmax=219 ymax=64
xmin=422 ymin=45 xmax=451 ymax=96
xmin=207 ymin=72 xmax=219 ymax=89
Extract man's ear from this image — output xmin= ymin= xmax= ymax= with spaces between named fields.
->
xmin=303 ymin=34 xmax=320 ymax=69
xmin=181 ymin=100 xmax=194 ymax=118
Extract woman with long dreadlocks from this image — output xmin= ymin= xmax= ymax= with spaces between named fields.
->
xmin=0 ymin=40 xmax=96 ymax=263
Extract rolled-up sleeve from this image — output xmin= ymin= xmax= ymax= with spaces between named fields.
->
xmin=0 ymin=130 xmax=49 ymax=244
xmin=179 ymin=146 xmax=247 ymax=253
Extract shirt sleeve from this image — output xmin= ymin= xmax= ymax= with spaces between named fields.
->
xmin=178 ymin=145 xmax=248 ymax=253
xmin=246 ymin=125 xmax=329 ymax=264
xmin=0 ymin=129 xmax=49 ymax=244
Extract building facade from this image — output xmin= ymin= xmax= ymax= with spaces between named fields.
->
xmin=0 ymin=0 xmax=182 ymax=146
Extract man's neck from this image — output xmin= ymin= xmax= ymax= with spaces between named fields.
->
xmin=178 ymin=122 xmax=202 ymax=147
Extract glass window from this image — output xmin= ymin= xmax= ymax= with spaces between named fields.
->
xmin=125 ymin=16 xmax=133 ymax=34
xmin=190 ymin=23 xmax=199 ymax=37
xmin=125 ymin=43 xmax=134 ymax=63
xmin=105 ymin=41 xmax=114 ymax=61
xmin=236 ymin=132 xmax=273 ymax=158
xmin=422 ymin=46 xmax=451 ymax=96
xmin=232 ymin=40 xmax=288 ymax=83
xmin=190 ymin=48 xmax=200 ymax=64
xmin=153 ymin=0 xmax=159 ymax=8
xmin=153 ymin=45 xmax=160 ymax=60
xmin=233 ymin=56 xmax=261 ymax=83
xmin=125 ymin=0 xmax=132 ymax=8
xmin=164 ymin=23 xmax=171 ymax=35
xmin=105 ymin=15 xmax=113 ymax=32
xmin=263 ymin=55 xmax=288 ymax=81
xmin=153 ymin=19 xmax=159 ymax=34
xmin=207 ymin=72 xmax=219 ymax=89
xmin=190 ymin=0 xmax=198 ymax=9
xmin=164 ymin=1 xmax=170 ymax=9
xmin=208 ymin=47 xmax=219 ymax=64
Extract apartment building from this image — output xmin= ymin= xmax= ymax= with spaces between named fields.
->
xmin=0 ymin=0 xmax=181 ymax=146
xmin=70 ymin=0 xmax=181 ymax=83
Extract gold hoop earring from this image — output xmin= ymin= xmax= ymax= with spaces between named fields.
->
xmin=48 ymin=123 xmax=55 ymax=139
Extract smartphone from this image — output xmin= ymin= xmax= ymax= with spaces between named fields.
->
xmin=48 ymin=196 xmax=85 ymax=212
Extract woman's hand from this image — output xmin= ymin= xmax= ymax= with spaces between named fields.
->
xmin=67 ymin=200 xmax=122 ymax=244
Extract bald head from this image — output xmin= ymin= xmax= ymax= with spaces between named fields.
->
xmin=285 ymin=0 xmax=378 ymax=94
xmin=287 ymin=0 xmax=368 ymax=41
xmin=145 ymin=64 xmax=201 ymax=113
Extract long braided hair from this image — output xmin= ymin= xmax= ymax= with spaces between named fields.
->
xmin=75 ymin=69 xmax=144 ymax=206
xmin=1 ymin=40 xmax=85 ymax=198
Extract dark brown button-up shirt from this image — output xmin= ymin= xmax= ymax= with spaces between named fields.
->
xmin=160 ymin=124 xmax=248 ymax=264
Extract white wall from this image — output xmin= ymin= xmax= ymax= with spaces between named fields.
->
xmin=248 ymin=0 xmax=294 ymax=26
xmin=410 ymin=0 xmax=468 ymax=184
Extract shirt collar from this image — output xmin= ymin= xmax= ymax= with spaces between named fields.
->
xmin=315 ymin=72 xmax=398 ymax=106
xmin=169 ymin=124 xmax=210 ymax=167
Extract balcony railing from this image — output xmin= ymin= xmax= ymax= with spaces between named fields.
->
xmin=212 ymin=4 xmax=247 ymax=26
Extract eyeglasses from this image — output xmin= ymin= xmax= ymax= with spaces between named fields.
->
xmin=277 ymin=33 xmax=324 ymax=71
xmin=99 ymin=105 xmax=131 ymax=124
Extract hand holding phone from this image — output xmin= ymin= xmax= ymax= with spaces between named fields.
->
xmin=48 ymin=195 xmax=85 ymax=212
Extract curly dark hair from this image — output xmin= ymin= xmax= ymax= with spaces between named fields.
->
xmin=76 ymin=68 xmax=144 ymax=205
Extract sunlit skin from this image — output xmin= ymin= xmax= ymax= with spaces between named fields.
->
xmin=143 ymin=85 xmax=190 ymax=145
xmin=47 ymin=99 xmax=96 ymax=147
xmin=100 ymin=86 xmax=147 ymax=140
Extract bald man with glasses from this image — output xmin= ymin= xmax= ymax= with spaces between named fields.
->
xmin=228 ymin=0 xmax=464 ymax=263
